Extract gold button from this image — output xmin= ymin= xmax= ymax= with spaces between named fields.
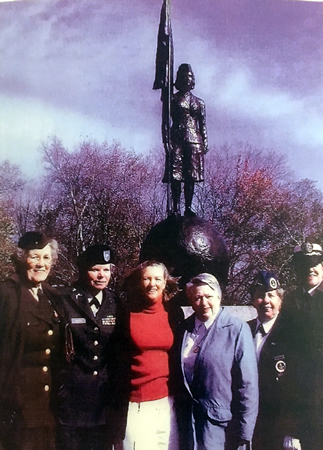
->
xmin=93 ymin=355 xmax=98 ymax=361
xmin=45 ymin=349 xmax=51 ymax=355
xmin=44 ymin=385 xmax=50 ymax=392
xmin=43 ymin=366 xmax=48 ymax=372
xmin=48 ymin=330 xmax=53 ymax=336
xmin=93 ymin=371 xmax=98 ymax=376
xmin=94 ymin=340 xmax=99 ymax=346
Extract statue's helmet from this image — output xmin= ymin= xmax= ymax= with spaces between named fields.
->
xmin=175 ymin=63 xmax=195 ymax=91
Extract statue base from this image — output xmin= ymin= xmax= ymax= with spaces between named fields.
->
xmin=140 ymin=215 xmax=229 ymax=293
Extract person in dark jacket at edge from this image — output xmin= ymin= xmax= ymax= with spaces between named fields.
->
xmin=248 ymin=270 xmax=301 ymax=450
xmin=54 ymin=244 xmax=122 ymax=450
xmin=177 ymin=273 xmax=258 ymax=450
xmin=282 ymin=242 xmax=323 ymax=450
xmin=0 ymin=231 xmax=60 ymax=450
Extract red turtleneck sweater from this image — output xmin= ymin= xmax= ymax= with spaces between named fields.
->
xmin=129 ymin=301 xmax=174 ymax=402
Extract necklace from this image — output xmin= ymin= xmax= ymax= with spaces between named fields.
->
xmin=192 ymin=326 xmax=209 ymax=353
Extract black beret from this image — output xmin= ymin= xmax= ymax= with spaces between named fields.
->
xmin=18 ymin=231 xmax=50 ymax=250
xmin=250 ymin=270 xmax=281 ymax=294
xmin=77 ymin=244 xmax=113 ymax=268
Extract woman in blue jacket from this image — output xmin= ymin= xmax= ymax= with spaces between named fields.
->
xmin=180 ymin=273 xmax=258 ymax=450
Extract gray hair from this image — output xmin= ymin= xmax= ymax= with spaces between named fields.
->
xmin=251 ymin=286 xmax=284 ymax=302
xmin=13 ymin=239 xmax=59 ymax=272
xmin=275 ymin=287 xmax=284 ymax=300
xmin=186 ymin=273 xmax=222 ymax=299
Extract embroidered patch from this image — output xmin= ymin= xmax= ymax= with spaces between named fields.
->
xmin=71 ymin=317 xmax=86 ymax=324
xmin=103 ymin=250 xmax=110 ymax=262
xmin=102 ymin=315 xmax=116 ymax=326
xmin=269 ymin=277 xmax=277 ymax=289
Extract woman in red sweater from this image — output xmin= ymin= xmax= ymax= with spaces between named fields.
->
xmin=121 ymin=260 xmax=181 ymax=450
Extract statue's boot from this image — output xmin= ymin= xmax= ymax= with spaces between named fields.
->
xmin=171 ymin=181 xmax=181 ymax=217
xmin=184 ymin=181 xmax=196 ymax=216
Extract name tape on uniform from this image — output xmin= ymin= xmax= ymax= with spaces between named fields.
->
xmin=71 ymin=317 xmax=86 ymax=324
xmin=102 ymin=315 xmax=116 ymax=326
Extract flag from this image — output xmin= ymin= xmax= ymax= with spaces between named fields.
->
xmin=153 ymin=0 xmax=173 ymax=91
xmin=153 ymin=0 xmax=174 ymax=216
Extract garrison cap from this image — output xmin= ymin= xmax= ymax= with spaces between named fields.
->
xmin=292 ymin=242 xmax=323 ymax=268
xmin=18 ymin=231 xmax=50 ymax=250
xmin=250 ymin=270 xmax=281 ymax=295
xmin=177 ymin=63 xmax=193 ymax=75
xmin=175 ymin=63 xmax=195 ymax=90
xmin=77 ymin=244 xmax=113 ymax=269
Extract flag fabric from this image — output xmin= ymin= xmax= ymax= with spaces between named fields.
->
xmin=153 ymin=0 xmax=174 ymax=216
xmin=153 ymin=0 xmax=173 ymax=91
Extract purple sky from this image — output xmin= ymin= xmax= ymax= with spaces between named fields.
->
xmin=1 ymin=0 xmax=323 ymax=189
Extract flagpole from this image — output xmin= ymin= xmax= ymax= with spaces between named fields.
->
xmin=166 ymin=0 xmax=172 ymax=216
xmin=153 ymin=0 xmax=174 ymax=217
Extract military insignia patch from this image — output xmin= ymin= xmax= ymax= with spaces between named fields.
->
xmin=303 ymin=242 xmax=313 ymax=254
xmin=103 ymin=250 xmax=110 ymax=262
xmin=275 ymin=360 xmax=286 ymax=373
xmin=269 ymin=277 xmax=277 ymax=289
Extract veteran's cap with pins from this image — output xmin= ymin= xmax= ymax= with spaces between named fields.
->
xmin=250 ymin=270 xmax=281 ymax=296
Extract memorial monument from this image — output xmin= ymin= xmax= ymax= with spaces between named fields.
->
xmin=140 ymin=0 xmax=229 ymax=292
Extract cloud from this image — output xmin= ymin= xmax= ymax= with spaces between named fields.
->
xmin=0 ymin=0 xmax=323 ymax=189
xmin=0 ymin=91 xmax=159 ymax=178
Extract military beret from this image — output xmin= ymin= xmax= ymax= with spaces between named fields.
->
xmin=251 ymin=270 xmax=281 ymax=293
xmin=77 ymin=244 xmax=114 ymax=268
xmin=18 ymin=231 xmax=50 ymax=250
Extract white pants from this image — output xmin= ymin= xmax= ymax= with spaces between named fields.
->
xmin=123 ymin=396 xmax=179 ymax=450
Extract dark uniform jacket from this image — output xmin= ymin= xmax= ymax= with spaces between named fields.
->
xmin=283 ymin=283 xmax=323 ymax=450
xmin=54 ymin=284 xmax=119 ymax=428
xmin=0 ymin=274 xmax=60 ymax=443
xmin=248 ymin=315 xmax=296 ymax=450
xmin=163 ymin=91 xmax=208 ymax=183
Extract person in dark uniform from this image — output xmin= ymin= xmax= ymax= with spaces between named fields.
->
xmin=283 ymin=242 xmax=323 ymax=450
xmin=248 ymin=270 xmax=301 ymax=450
xmin=164 ymin=63 xmax=208 ymax=216
xmin=54 ymin=244 xmax=120 ymax=450
xmin=0 ymin=231 xmax=60 ymax=450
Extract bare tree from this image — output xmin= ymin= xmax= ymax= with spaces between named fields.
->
xmin=1 ymin=139 xmax=323 ymax=298
xmin=0 ymin=161 xmax=25 ymax=279
xmin=194 ymin=143 xmax=323 ymax=303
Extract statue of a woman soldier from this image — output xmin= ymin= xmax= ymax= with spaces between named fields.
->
xmin=163 ymin=64 xmax=208 ymax=216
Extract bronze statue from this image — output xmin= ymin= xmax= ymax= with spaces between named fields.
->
xmin=146 ymin=2 xmax=228 ymax=297
xmin=163 ymin=64 xmax=208 ymax=216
